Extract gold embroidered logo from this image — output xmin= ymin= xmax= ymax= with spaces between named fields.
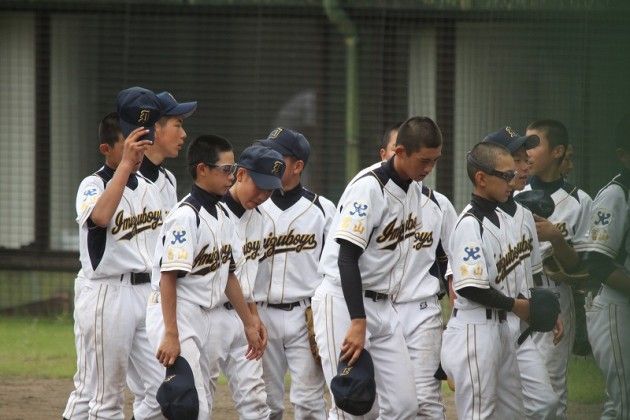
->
xmin=505 ymin=126 xmax=517 ymax=138
xmin=473 ymin=264 xmax=483 ymax=277
xmin=138 ymin=110 xmax=151 ymax=124
xmin=269 ymin=128 xmax=283 ymax=139
xmin=271 ymin=161 xmax=282 ymax=175
xmin=164 ymin=374 xmax=176 ymax=382
xmin=353 ymin=222 xmax=365 ymax=235
xmin=340 ymin=367 xmax=353 ymax=376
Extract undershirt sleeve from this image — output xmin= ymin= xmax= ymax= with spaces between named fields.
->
xmin=338 ymin=239 xmax=366 ymax=319
xmin=457 ymin=286 xmax=515 ymax=312
xmin=587 ymin=251 xmax=617 ymax=284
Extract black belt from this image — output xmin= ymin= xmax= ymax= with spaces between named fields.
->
xmin=265 ymin=298 xmax=310 ymax=311
xmin=126 ymin=272 xmax=151 ymax=285
xmin=364 ymin=290 xmax=389 ymax=302
xmin=452 ymin=308 xmax=507 ymax=322
xmin=224 ymin=302 xmax=234 ymax=310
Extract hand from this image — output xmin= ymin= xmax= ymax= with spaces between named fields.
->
xmin=156 ymin=332 xmax=180 ymax=368
xmin=119 ymin=127 xmax=152 ymax=172
xmin=533 ymin=214 xmax=561 ymax=243
xmin=552 ymin=318 xmax=564 ymax=346
xmin=340 ymin=318 xmax=366 ymax=366
xmin=243 ymin=323 xmax=264 ymax=361
xmin=252 ymin=315 xmax=268 ymax=352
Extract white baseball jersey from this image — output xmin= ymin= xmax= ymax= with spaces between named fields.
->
xmin=76 ymin=166 xmax=163 ymax=279
xmin=139 ymin=157 xmax=178 ymax=215
xmin=393 ymin=187 xmax=456 ymax=302
xmin=152 ymin=184 xmax=234 ymax=309
xmin=319 ymin=159 xmax=423 ymax=294
xmin=255 ymin=186 xmax=335 ymax=303
xmin=519 ymin=178 xmax=592 ymax=288
xmin=220 ymin=191 xmax=264 ymax=303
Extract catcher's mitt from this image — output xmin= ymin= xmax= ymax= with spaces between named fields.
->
xmin=514 ymin=189 xmax=555 ymax=218
xmin=543 ymin=254 xmax=590 ymax=286
xmin=517 ymin=288 xmax=561 ymax=345
xmin=304 ymin=306 xmax=321 ymax=366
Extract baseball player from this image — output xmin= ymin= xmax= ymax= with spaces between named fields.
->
xmin=145 ymin=134 xmax=264 ymax=420
xmin=483 ymin=127 xmax=562 ymax=419
xmin=213 ymin=145 xmax=286 ymax=420
xmin=313 ymin=116 xmax=442 ymax=419
xmin=584 ymin=115 xmax=630 ymax=420
xmin=441 ymin=141 xmax=531 ymax=418
xmin=66 ymin=87 xmax=166 ymax=420
xmin=127 ymin=90 xmax=198 ymax=414
xmin=520 ymin=119 xmax=593 ymax=419
xmin=252 ymin=127 xmax=336 ymax=419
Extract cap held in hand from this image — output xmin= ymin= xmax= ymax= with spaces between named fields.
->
xmin=330 ymin=349 xmax=377 ymax=416
xmin=116 ymin=86 xmax=162 ymax=142
xmin=156 ymin=356 xmax=199 ymax=420
xmin=517 ymin=288 xmax=561 ymax=345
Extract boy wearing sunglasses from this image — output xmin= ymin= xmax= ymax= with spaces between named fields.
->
xmin=441 ymin=141 xmax=531 ymax=418
xmin=520 ymin=120 xmax=593 ymax=419
xmin=146 ymin=134 xmax=264 ymax=420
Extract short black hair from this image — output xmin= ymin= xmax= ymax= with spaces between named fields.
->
xmin=526 ymin=119 xmax=568 ymax=150
xmin=396 ymin=116 xmax=442 ymax=155
xmin=466 ymin=142 xmax=511 ymax=185
xmin=187 ymin=134 xmax=233 ymax=179
xmin=381 ymin=121 xmax=403 ymax=150
xmin=615 ymin=113 xmax=630 ymax=151
xmin=98 ymin=111 xmax=121 ymax=147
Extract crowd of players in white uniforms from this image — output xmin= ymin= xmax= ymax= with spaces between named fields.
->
xmin=64 ymin=85 xmax=629 ymax=420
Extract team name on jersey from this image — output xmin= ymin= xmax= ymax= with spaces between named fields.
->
xmin=191 ymin=243 xmax=232 ymax=275
xmin=376 ymin=214 xmax=418 ymax=251
xmin=111 ymin=208 xmax=163 ymax=239
xmin=243 ymin=239 xmax=261 ymax=261
xmin=554 ymin=222 xmax=569 ymax=237
xmin=495 ymin=235 xmax=533 ymax=283
xmin=260 ymin=229 xmax=317 ymax=260
xmin=413 ymin=231 xmax=433 ymax=250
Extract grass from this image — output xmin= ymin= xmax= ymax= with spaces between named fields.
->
xmin=0 ymin=316 xmax=606 ymax=403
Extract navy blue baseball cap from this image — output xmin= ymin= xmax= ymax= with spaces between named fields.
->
xmin=330 ymin=349 xmax=377 ymax=416
xmin=238 ymin=145 xmax=286 ymax=190
xmin=116 ymin=86 xmax=162 ymax=142
xmin=156 ymin=356 xmax=199 ymax=420
xmin=157 ymin=91 xmax=198 ymax=119
xmin=483 ymin=126 xmax=539 ymax=153
xmin=257 ymin=127 xmax=311 ymax=164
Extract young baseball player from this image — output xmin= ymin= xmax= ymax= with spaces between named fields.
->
xmin=522 ymin=119 xmax=593 ymax=419
xmin=584 ymin=115 xmax=630 ymax=420
xmin=65 ymin=86 xmax=166 ymax=420
xmin=146 ymin=134 xmax=264 ymax=420
xmin=213 ymin=145 xmax=286 ymax=420
xmin=313 ymin=116 xmax=442 ymax=419
xmin=252 ymin=127 xmax=336 ymax=419
xmin=441 ymin=141 xmax=531 ymax=418
xmin=483 ymin=127 xmax=562 ymax=419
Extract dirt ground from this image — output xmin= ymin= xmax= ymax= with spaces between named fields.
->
xmin=1 ymin=377 xmax=604 ymax=419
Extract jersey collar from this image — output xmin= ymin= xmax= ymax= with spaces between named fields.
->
xmin=102 ymin=164 xmax=138 ymax=190
xmin=529 ymin=175 xmax=564 ymax=194
xmin=139 ymin=156 xmax=161 ymax=183
xmin=470 ymin=194 xmax=500 ymax=227
xmin=222 ymin=190 xmax=246 ymax=218
xmin=271 ymin=183 xmax=303 ymax=210
xmin=385 ymin=157 xmax=412 ymax=192
xmin=498 ymin=193 xmax=517 ymax=217
xmin=191 ymin=184 xmax=222 ymax=215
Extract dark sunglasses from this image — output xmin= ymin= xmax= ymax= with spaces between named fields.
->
xmin=467 ymin=152 xmax=517 ymax=182
xmin=202 ymin=162 xmax=237 ymax=175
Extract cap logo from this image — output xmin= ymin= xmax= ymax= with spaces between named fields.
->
xmin=164 ymin=374 xmax=176 ymax=382
xmin=269 ymin=128 xmax=283 ymax=139
xmin=271 ymin=161 xmax=282 ymax=175
xmin=505 ymin=127 xmax=518 ymax=138
xmin=138 ymin=109 xmax=151 ymax=124
xmin=167 ymin=92 xmax=176 ymax=101
xmin=340 ymin=366 xmax=353 ymax=376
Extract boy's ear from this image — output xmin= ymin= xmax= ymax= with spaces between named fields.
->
xmin=294 ymin=159 xmax=305 ymax=173
xmin=551 ymin=144 xmax=566 ymax=160
xmin=474 ymin=170 xmax=486 ymax=187
xmin=236 ymin=167 xmax=247 ymax=182
xmin=99 ymin=143 xmax=109 ymax=156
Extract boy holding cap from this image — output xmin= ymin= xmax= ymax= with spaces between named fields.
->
xmin=253 ymin=127 xmax=336 ymax=419
xmin=146 ymin=134 xmax=264 ymax=420
xmin=64 ymin=86 xmax=166 ymax=420
xmin=213 ymin=145 xmax=286 ymax=419
xmin=483 ymin=126 xmax=562 ymax=419
xmin=139 ymin=91 xmax=198 ymax=215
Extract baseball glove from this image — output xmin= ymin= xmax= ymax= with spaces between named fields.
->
xmin=543 ymin=254 xmax=590 ymax=286
xmin=304 ymin=306 xmax=321 ymax=366
xmin=514 ymin=189 xmax=555 ymax=219
xmin=517 ymin=288 xmax=561 ymax=345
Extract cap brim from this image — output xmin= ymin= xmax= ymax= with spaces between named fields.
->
xmin=119 ymin=119 xmax=156 ymax=142
xmin=248 ymin=171 xmax=283 ymax=190
xmin=523 ymin=134 xmax=540 ymax=149
xmin=164 ymin=101 xmax=198 ymax=119
xmin=257 ymin=138 xmax=294 ymax=158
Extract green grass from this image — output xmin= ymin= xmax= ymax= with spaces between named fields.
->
xmin=0 ymin=316 xmax=606 ymax=402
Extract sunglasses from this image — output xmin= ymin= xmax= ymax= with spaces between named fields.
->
xmin=467 ymin=152 xmax=517 ymax=182
xmin=202 ymin=162 xmax=237 ymax=175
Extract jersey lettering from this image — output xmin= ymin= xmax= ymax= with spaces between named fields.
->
xmin=495 ymin=235 xmax=533 ymax=284
xmin=111 ymin=208 xmax=163 ymax=239
xmin=243 ymin=239 xmax=261 ymax=261
xmin=376 ymin=214 xmax=418 ymax=251
xmin=413 ymin=231 xmax=433 ymax=250
xmin=191 ymin=243 xmax=231 ymax=275
xmin=554 ymin=222 xmax=569 ymax=237
xmin=261 ymin=229 xmax=317 ymax=260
